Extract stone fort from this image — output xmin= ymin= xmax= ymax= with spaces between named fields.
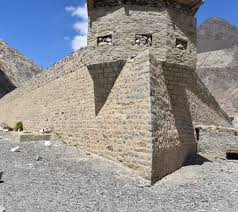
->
xmin=0 ymin=0 xmax=232 ymax=183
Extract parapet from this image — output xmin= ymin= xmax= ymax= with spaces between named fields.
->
xmin=87 ymin=0 xmax=204 ymax=16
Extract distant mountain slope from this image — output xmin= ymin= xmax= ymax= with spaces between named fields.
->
xmin=0 ymin=40 xmax=42 ymax=97
xmin=197 ymin=18 xmax=238 ymax=125
xmin=197 ymin=18 xmax=238 ymax=52
xmin=197 ymin=47 xmax=238 ymax=124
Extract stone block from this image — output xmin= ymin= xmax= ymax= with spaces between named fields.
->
xmin=6 ymin=132 xmax=51 ymax=143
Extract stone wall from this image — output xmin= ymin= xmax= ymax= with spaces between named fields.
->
xmin=89 ymin=0 xmax=198 ymax=15
xmin=163 ymin=63 xmax=231 ymax=127
xmin=196 ymin=48 xmax=238 ymax=125
xmin=0 ymin=51 xmax=153 ymax=179
xmin=86 ymin=5 xmax=196 ymax=67
xmin=150 ymin=55 xmax=188 ymax=182
xmin=150 ymin=59 xmax=230 ymax=182
xmin=0 ymin=51 xmax=82 ymax=103
xmin=0 ymin=1 xmax=231 ymax=183
xmin=87 ymin=60 xmax=126 ymax=115
xmin=0 ymin=50 xmax=231 ymax=182
xmin=197 ymin=125 xmax=238 ymax=158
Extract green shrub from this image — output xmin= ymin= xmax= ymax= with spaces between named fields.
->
xmin=15 ymin=121 xmax=23 ymax=131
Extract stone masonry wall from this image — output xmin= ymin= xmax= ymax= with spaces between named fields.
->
xmin=150 ymin=55 xmax=187 ymax=182
xmin=163 ymin=63 xmax=231 ymax=127
xmin=90 ymin=1 xmax=197 ymax=17
xmin=0 ymin=51 xmax=82 ymax=104
xmin=0 ymin=51 xmax=153 ymax=179
xmin=149 ymin=59 xmax=230 ymax=182
xmin=85 ymin=6 xmax=196 ymax=68
xmin=166 ymin=8 xmax=197 ymax=68
xmin=0 ymin=2 xmax=229 ymax=182
xmin=87 ymin=60 xmax=126 ymax=115
xmin=188 ymin=73 xmax=231 ymax=127
xmin=0 ymin=49 xmax=232 ymax=181
xmin=86 ymin=6 xmax=168 ymax=64
xmin=197 ymin=125 xmax=238 ymax=158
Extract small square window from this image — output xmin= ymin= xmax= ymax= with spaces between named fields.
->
xmin=176 ymin=38 xmax=188 ymax=50
xmin=97 ymin=35 xmax=112 ymax=46
xmin=135 ymin=34 xmax=152 ymax=47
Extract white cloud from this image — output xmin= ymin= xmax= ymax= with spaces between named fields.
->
xmin=65 ymin=4 xmax=88 ymax=20
xmin=72 ymin=35 xmax=88 ymax=51
xmin=65 ymin=3 xmax=88 ymax=51
xmin=73 ymin=21 xmax=88 ymax=35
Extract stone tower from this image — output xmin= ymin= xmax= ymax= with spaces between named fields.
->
xmin=0 ymin=0 xmax=230 ymax=185
xmin=86 ymin=0 xmax=203 ymax=67
xmin=86 ymin=0 xmax=205 ymax=183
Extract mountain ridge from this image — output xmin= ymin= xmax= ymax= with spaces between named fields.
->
xmin=197 ymin=18 xmax=238 ymax=53
xmin=0 ymin=40 xmax=42 ymax=97
xmin=197 ymin=18 xmax=238 ymax=125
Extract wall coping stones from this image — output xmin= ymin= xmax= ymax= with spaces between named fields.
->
xmin=88 ymin=0 xmax=204 ymax=16
xmin=196 ymin=125 xmax=238 ymax=134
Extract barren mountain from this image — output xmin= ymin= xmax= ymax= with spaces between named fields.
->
xmin=0 ymin=40 xmax=42 ymax=97
xmin=197 ymin=47 xmax=238 ymax=123
xmin=197 ymin=18 xmax=238 ymax=53
xmin=197 ymin=18 xmax=238 ymax=125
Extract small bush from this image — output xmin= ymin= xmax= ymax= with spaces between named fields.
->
xmin=15 ymin=121 xmax=23 ymax=131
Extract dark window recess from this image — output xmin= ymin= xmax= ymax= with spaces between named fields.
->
xmin=226 ymin=152 xmax=238 ymax=160
xmin=97 ymin=35 xmax=112 ymax=46
xmin=176 ymin=38 xmax=188 ymax=50
xmin=135 ymin=34 xmax=152 ymax=47
xmin=195 ymin=128 xmax=200 ymax=141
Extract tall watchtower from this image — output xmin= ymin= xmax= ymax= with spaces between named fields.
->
xmin=86 ymin=0 xmax=203 ymax=67
xmin=0 ymin=0 xmax=231 ymax=186
xmin=85 ymin=0 xmax=205 ymax=183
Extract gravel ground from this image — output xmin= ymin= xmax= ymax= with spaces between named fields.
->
xmin=0 ymin=136 xmax=238 ymax=212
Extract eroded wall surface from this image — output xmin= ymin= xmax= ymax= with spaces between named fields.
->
xmin=0 ymin=51 xmax=153 ymax=179
xmin=150 ymin=55 xmax=186 ymax=183
xmin=197 ymin=126 xmax=238 ymax=158
xmin=149 ymin=58 xmax=230 ymax=183
xmin=162 ymin=63 xmax=231 ymax=127
xmin=85 ymin=5 xmax=196 ymax=68
xmin=0 ymin=47 xmax=231 ymax=182
xmin=0 ymin=1 xmax=231 ymax=183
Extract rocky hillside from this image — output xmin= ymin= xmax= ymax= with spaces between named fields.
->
xmin=197 ymin=48 xmax=238 ymax=122
xmin=197 ymin=18 xmax=238 ymax=125
xmin=0 ymin=40 xmax=42 ymax=97
xmin=197 ymin=18 xmax=238 ymax=53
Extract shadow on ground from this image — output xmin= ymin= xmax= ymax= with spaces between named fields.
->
xmin=184 ymin=154 xmax=211 ymax=166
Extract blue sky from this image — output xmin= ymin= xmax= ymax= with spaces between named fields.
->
xmin=197 ymin=0 xmax=238 ymax=26
xmin=0 ymin=0 xmax=237 ymax=68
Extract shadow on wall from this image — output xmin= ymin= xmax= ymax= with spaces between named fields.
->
xmin=163 ymin=63 xmax=196 ymax=151
xmin=87 ymin=61 xmax=126 ymax=116
xmin=150 ymin=58 xmax=197 ymax=184
xmin=152 ymin=63 xmax=211 ymax=179
xmin=0 ymin=69 xmax=16 ymax=98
